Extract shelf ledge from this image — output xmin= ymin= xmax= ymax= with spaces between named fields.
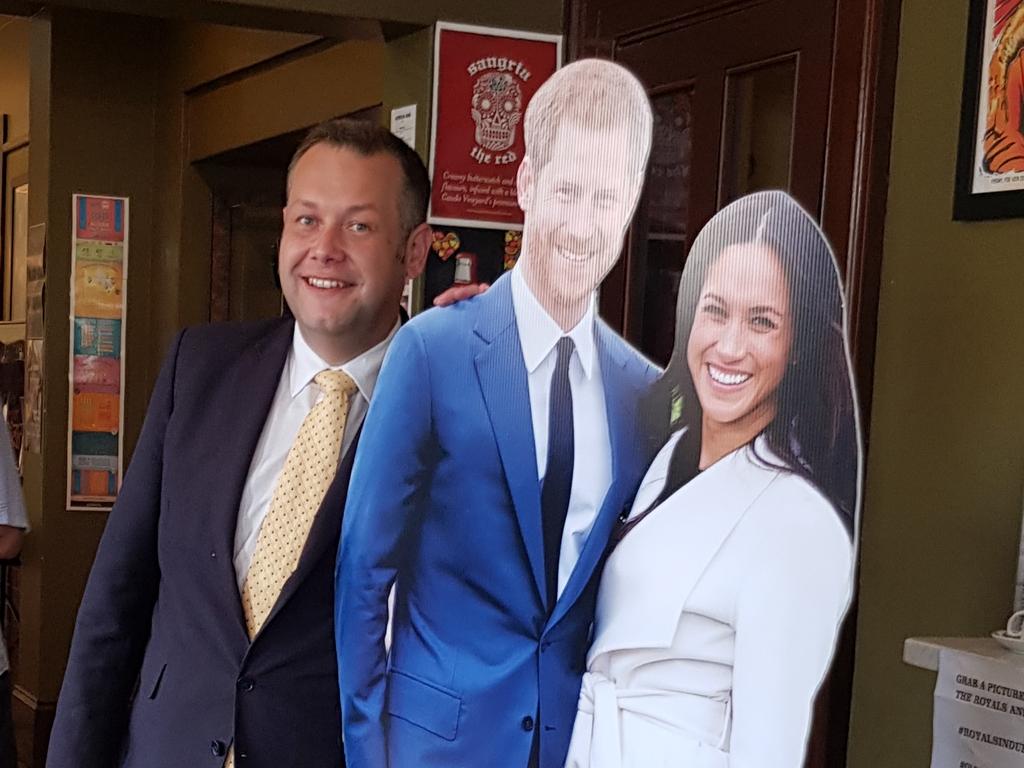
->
xmin=903 ymin=636 xmax=1024 ymax=671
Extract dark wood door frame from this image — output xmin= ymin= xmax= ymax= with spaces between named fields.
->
xmin=566 ymin=0 xmax=903 ymax=764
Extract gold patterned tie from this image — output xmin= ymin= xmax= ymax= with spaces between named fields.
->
xmin=240 ymin=369 xmax=357 ymax=638
xmin=225 ymin=370 xmax=356 ymax=767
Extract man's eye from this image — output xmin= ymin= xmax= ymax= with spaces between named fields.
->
xmin=751 ymin=315 xmax=778 ymax=331
xmin=348 ymin=222 xmax=370 ymax=233
xmin=296 ymin=215 xmax=316 ymax=226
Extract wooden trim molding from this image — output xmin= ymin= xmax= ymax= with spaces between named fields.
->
xmin=12 ymin=687 xmax=56 ymax=768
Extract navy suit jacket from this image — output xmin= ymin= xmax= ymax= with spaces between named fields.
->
xmin=48 ymin=318 xmax=356 ymax=768
xmin=337 ymin=274 xmax=659 ymax=768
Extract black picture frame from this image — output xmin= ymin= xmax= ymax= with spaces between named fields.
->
xmin=954 ymin=0 xmax=1024 ymax=220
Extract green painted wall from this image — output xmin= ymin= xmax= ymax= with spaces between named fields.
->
xmin=382 ymin=26 xmax=433 ymax=159
xmin=26 ymin=8 xmax=160 ymax=703
xmin=847 ymin=1 xmax=1024 ymax=765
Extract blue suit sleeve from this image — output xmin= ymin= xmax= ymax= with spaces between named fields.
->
xmin=336 ymin=323 xmax=434 ymax=768
xmin=47 ymin=329 xmax=185 ymax=768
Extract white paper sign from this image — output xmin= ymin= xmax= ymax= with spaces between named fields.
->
xmin=931 ymin=648 xmax=1024 ymax=768
xmin=390 ymin=104 xmax=417 ymax=150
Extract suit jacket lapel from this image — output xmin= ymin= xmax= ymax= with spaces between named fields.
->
xmin=204 ymin=319 xmax=293 ymax=637
xmin=589 ymin=444 xmax=781 ymax=657
xmin=473 ymin=275 xmax=547 ymax=608
xmin=257 ymin=428 xmax=362 ymax=635
xmin=549 ymin=322 xmax=647 ymax=628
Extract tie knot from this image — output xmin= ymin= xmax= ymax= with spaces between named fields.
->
xmin=315 ymin=369 xmax=357 ymax=398
xmin=555 ymin=337 xmax=575 ymax=370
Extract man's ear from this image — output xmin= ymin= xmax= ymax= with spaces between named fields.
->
xmin=516 ymin=156 xmax=535 ymax=211
xmin=403 ymin=222 xmax=433 ymax=280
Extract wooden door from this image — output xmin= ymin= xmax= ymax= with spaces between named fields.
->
xmin=201 ymin=164 xmax=287 ymax=324
xmin=568 ymin=0 xmax=902 ymax=764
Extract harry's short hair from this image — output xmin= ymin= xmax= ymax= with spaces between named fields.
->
xmin=524 ymin=59 xmax=653 ymax=176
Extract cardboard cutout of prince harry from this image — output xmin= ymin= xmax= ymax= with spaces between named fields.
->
xmin=336 ymin=59 xmax=657 ymax=768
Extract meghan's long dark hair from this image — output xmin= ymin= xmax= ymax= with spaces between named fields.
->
xmin=635 ymin=191 xmax=860 ymax=533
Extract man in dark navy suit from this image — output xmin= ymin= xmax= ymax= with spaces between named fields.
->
xmin=47 ymin=118 xmax=432 ymax=768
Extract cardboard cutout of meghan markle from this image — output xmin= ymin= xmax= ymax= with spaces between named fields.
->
xmin=337 ymin=57 xmax=861 ymax=768
xmin=566 ymin=189 xmax=861 ymax=768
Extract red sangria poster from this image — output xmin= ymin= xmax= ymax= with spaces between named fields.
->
xmin=429 ymin=22 xmax=561 ymax=229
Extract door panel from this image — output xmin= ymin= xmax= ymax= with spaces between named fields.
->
xmin=719 ymin=55 xmax=797 ymax=205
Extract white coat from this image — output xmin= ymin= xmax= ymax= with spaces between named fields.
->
xmin=564 ymin=430 xmax=853 ymax=768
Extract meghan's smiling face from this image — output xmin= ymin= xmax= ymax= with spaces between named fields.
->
xmin=686 ymin=241 xmax=794 ymax=441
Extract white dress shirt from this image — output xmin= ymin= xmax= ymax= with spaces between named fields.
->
xmin=0 ymin=418 xmax=27 ymax=676
xmin=510 ymin=267 xmax=612 ymax=597
xmin=233 ymin=322 xmax=398 ymax=590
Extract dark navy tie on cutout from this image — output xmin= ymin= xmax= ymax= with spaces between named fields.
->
xmin=541 ymin=336 xmax=575 ymax=613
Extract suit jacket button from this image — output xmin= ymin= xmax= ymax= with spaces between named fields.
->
xmin=521 ymin=715 xmax=534 ymax=732
xmin=210 ymin=740 xmax=226 ymax=757
xmin=238 ymin=677 xmax=255 ymax=692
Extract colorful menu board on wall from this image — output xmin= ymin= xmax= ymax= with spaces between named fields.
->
xmin=67 ymin=194 xmax=128 ymax=510
xmin=428 ymin=22 xmax=561 ymax=229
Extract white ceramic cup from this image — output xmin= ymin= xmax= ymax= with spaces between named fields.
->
xmin=1007 ymin=610 xmax=1024 ymax=638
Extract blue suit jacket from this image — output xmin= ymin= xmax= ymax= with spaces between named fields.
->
xmin=337 ymin=274 xmax=659 ymax=768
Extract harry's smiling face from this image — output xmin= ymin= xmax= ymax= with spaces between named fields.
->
xmin=517 ymin=123 xmax=639 ymax=323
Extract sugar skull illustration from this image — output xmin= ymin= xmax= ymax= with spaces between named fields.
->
xmin=471 ymin=72 xmax=523 ymax=152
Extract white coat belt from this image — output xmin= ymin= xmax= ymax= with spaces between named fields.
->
xmin=571 ymin=671 xmax=728 ymax=768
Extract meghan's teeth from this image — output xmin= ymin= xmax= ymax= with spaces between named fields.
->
xmin=708 ymin=365 xmax=750 ymax=386
xmin=306 ymin=277 xmax=343 ymax=289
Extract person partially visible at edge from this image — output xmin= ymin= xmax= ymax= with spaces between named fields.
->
xmin=336 ymin=59 xmax=657 ymax=768
xmin=46 ymin=118 xmax=431 ymax=768
xmin=0 ymin=417 xmax=26 ymax=768
xmin=564 ymin=190 xmax=859 ymax=768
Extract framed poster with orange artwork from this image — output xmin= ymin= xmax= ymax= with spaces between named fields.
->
xmin=67 ymin=194 xmax=128 ymax=510
xmin=955 ymin=0 xmax=1024 ymax=218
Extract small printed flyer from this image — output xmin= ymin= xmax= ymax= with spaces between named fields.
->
xmin=931 ymin=648 xmax=1024 ymax=768
xmin=67 ymin=194 xmax=128 ymax=510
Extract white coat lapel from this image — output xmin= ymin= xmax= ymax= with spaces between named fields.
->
xmin=588 ymin=437 xmax=782 ymax=659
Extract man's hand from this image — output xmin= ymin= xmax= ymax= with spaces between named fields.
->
xmin=432 ymin=283 xmax=489 ymax=307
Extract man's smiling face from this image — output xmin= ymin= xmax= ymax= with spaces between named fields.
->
xmin=278 ymin=142 xmax=411 ymax=364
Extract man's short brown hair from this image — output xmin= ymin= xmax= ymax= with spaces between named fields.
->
xmin=287 ymin=118 xmax=430 ymax=238
xmin=524 ymin=59 xmax=652 ymax=177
